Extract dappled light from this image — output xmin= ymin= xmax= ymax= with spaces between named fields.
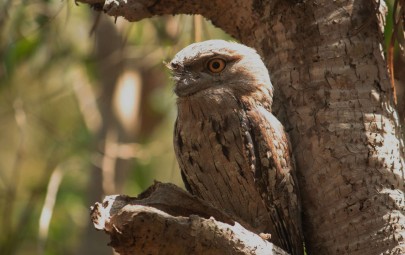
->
xmin=113 ymin=70 xmax=141 ymax=134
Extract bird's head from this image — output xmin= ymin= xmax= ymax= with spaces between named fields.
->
xmin=168 ymin=40 xmax=273 ymax=100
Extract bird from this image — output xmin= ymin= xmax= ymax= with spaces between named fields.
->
xmin=169 ymin=40 xmax=303 ymax=255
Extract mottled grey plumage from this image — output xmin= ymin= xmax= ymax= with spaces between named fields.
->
xmin=170 ymin=40 xmax=303 ymax=255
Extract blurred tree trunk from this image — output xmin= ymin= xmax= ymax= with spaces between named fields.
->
xmin=77 ymin=14 xmax=169 ymax=254
xmin=395 ymin=56 xmax=405 ymax=123
xmin=77 ymin=15 xmax=119 ymax=255
xmin=76 ymin=0 xmax=405 ymax=254
xmin=78 ymin=14 xmax=135 ymax=255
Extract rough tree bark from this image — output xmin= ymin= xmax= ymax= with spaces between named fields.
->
xmin=91 ymin=182 xmax=289 ymax=255
xmin=76 ymin=0 xmax=405 ymax=254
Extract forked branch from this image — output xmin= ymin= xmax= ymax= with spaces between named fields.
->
xmin=90 ymin=182 xmax=289 ymax=255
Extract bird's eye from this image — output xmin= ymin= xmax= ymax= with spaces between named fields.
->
xmin=207 ymin=58 xmax=226 ymax=73
xmin=170 ymin=62 xmax=179 ymax=69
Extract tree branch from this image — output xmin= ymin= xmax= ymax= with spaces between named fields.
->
xmin=77 ymin=0 xmax=257 ymax=39
xmin=91 ymin=182 xmax=289 ymax=255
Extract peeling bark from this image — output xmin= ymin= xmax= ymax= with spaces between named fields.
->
xmin=91 ymin=182 xmax=288 ymax=255
xmin=76 ymin=0 xmax=405 ymax=254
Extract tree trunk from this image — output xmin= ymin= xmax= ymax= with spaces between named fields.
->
xmin=76 ymin=0 xmax=405 ymax=254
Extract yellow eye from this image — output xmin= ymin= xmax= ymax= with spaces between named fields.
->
xmin=207 ymin=58 xmax=226 ymax=73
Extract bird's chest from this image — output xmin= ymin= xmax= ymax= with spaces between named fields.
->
xmin=175 ymin=97 xmax=270 ymax=230
xmin=176 ymin=97 xmax=250 ymax=178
